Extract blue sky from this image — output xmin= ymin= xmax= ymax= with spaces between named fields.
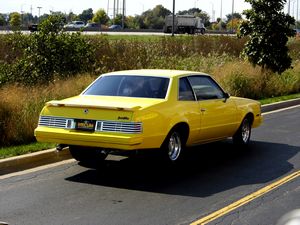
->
xmin=0 ymin=0 xmax=296 ymax=21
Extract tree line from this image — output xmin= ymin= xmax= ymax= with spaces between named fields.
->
xmin=0 ymin=5 xmax=249 ymax=30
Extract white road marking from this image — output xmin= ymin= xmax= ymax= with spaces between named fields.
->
xmin=262 ymin=105 xmax=300 ymax=115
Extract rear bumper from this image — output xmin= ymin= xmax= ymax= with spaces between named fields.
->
xmin=34 ymin=127 xmax=143 ymax=150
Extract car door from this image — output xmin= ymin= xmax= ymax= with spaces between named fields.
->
xmin=187 ymin=75 xmax=238 ymax=142
xmin=177 ymin=77 xmax=202 ymax=145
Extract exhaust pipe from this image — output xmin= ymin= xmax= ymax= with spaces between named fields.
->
xmin=56 ymin=144 xmax=68 ymax=151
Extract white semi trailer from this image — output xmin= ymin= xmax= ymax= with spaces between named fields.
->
xmin=164 ymin=15 xmax=206 ymax=34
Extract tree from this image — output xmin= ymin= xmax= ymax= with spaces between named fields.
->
xmin=240 ymin=0 xmax=295 ymax=74
xmin=141 ymin=5 xmax=171 ymax=29
xmin=178 ymin=8 xmax=201 ymax=15
xmin=225 ymin=12 xmax=242 ymax=23
xmin=196 ymin=11 xmax=210 ymax=27
xmin=38 ymin=14 xmax=64 ymax=33
xmin=227 ymin=18 xmax=242 ymax=31
xmin=152 ymin=4 xmax=171 ymax=18
xmin=128 ymin=15 xmax=145 ymax=29
xmin=66 ymin=12 xmax=78 ymax=23
xmin=20 ymin=13 xmax=34 ymax=26
xmin=78 ymin=8 xmax=93 ymax=23
xmin=0 ymin=14 xmax=6 ymax=26
xmin=9 ymin=12 xmax=21 ymax=27
xmin=111 ymin=14 xmax=123 ymax=26
xmin=39 ymin=14 xmax=50 ymax=23
xmin=92 ymin=9 xmax=109 ymax=25
xmin=13 ymin=15 xmax=94 ymax=85
xmin=126 ymin=16 xmax=140 ymax=29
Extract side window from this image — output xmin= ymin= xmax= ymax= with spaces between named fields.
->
xmin=179 ymin=77 xmax=195 ymax=101
xmin=188 ymin=76 xmax=225 ymax=100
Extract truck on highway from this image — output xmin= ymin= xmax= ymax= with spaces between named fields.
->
xmin=164 ymin=15 xmax=206 ymax=35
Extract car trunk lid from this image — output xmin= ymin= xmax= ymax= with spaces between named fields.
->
xmin=42 ymin=95 xmax=164 ymax=122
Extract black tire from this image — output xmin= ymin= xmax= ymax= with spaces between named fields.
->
xmin=69 ymin=145 xmax=107 ymax=167
xmin=162 ymin=130 xmax=185 ymax=163
xmin=233 ymin=117 xmax=252 ymax=145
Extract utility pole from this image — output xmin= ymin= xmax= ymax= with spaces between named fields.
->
xmin=231 ymin=0 xmax=234 ymax=32
xmin=107 ymin=0 xmax=109 ymax=16
xmin=210 ymin=2 xmax=215 ymax=22
xmin=293 ymin=0 xmax=295 ymax=17
xmin=122 ymin=0 xmax=125 ymax=29
xmin=220 ymin=0 xmax=223 ymax=19
xmin=220 ymin=0 xmax=223 ymax=30
xmin=117 ymin=0 xmax=119 ymax=14
xmin=21 ymin=10 xmax=24 ymax=27
xmin=37 ymin=6 xmax=42 ymax=23
xmin=113 ymin=0 xmax=116 ymax=19
xmin=30 ymin=5 xmax=33 ymax=23
xmin=21 ymin=4 xmax=24 ymax=27
xmin=172 ymin=0 xmax=175 ymax=36
xmin=297 ymin=0 xmax=299 ymax=29
xmin=288 ymin=0 xmax=291 ymax=15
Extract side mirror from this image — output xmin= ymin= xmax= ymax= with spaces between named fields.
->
xmin=224 ymin=92 xmax=230 ymax=99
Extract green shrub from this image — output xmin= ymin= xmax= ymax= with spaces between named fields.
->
xmin=0 ymin=15 xmax=95 ymax=86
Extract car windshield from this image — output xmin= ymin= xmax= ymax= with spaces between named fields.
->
xmin=83 ymin=75 xmax=170 ymax=99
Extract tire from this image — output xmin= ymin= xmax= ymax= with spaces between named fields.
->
xmin=69 ymin=145 xmax=107 ymax=167
xmin=233 ymin=117 xmax=252 ymax=145
xmin=162 ymin=130 xmax=185 ymax=163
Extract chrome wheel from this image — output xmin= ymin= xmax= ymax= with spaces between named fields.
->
xmin=241 ymin=119 xmax=251 ymax=143
xmin=167 ymin=132 xmax=182 ymax=161
xmin=233 ymin=117 xmax=252 ymax=145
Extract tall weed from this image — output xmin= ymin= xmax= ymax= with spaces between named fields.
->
xmin=0 ymin=74 xmax=94 ymax=146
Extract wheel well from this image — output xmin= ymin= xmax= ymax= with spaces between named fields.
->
xmin=245 ymin=113 xmax=254 ymax=125
xmin=169 ymin=122 xmax=189 ymax=145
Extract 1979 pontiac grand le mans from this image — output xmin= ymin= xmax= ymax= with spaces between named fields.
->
xmin=35 ymin=70 xmax=262 ymax=164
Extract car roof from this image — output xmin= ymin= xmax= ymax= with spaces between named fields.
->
xmin=102 ymin=69 xmax=209 ymax=78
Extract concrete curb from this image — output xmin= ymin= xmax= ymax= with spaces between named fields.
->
xmin=0 ymin=148 xmax=72 ymax=175
xmin=1 ymin=98 xmax=299 ymax=175
xmin=261 ymin=98 xmax=300 ymax=113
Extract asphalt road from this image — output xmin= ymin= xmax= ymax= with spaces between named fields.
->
xmin=1 ymin=106 xmax=300 ymax=225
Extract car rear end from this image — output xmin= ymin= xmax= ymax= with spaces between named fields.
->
xmin=35 ymin=96 xmax=149 ymax=150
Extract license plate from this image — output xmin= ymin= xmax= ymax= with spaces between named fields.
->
xmin=75 ymin=119 xmax=95 ymax=131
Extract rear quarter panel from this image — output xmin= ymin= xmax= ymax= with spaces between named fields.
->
xmin=231 ymin=97 xmax=262 ymax=128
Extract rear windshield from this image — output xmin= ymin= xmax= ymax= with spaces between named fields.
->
xmin=83 ymin=75 xmax=170 ymax=99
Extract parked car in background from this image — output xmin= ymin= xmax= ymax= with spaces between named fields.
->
xmin=35 ymin=69 xmax=263 ymax=165
xmin=109 ymin=24 xmax=122 ymax=30
xmin=64 ymin=21 xmax=85 ymax=29
xmin=85 ymin=22 xmax=101 ymax=28
xmin=28 ymin=24 xmax=38 ymax=32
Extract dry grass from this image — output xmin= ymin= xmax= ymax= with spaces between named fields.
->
xmin=213 ymin=60 xmax=300 ymax=99
xmin=0 ymin=74 xmax=95 ymax=146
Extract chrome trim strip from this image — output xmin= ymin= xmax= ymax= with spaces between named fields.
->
xmin=38 ymin=116 xmax=142 ymax=134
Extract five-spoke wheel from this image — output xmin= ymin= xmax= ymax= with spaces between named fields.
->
xmin=233 ymin=117 xmax=252 ymax=145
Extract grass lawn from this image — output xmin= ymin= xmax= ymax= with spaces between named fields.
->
xmin=259 ymin=93 xmax=300 ymax=105
xmin=0 ymin=142 xmax=56 ymax=159
xmin=91 ymin=33 xmax=164 ymax=41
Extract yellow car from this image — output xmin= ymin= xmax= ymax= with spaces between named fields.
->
xmin=35 ymin=69 xmax=262 ymax=164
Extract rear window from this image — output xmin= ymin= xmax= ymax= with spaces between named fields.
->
xmin=83 ymin=75 xmax=170 ymax=99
